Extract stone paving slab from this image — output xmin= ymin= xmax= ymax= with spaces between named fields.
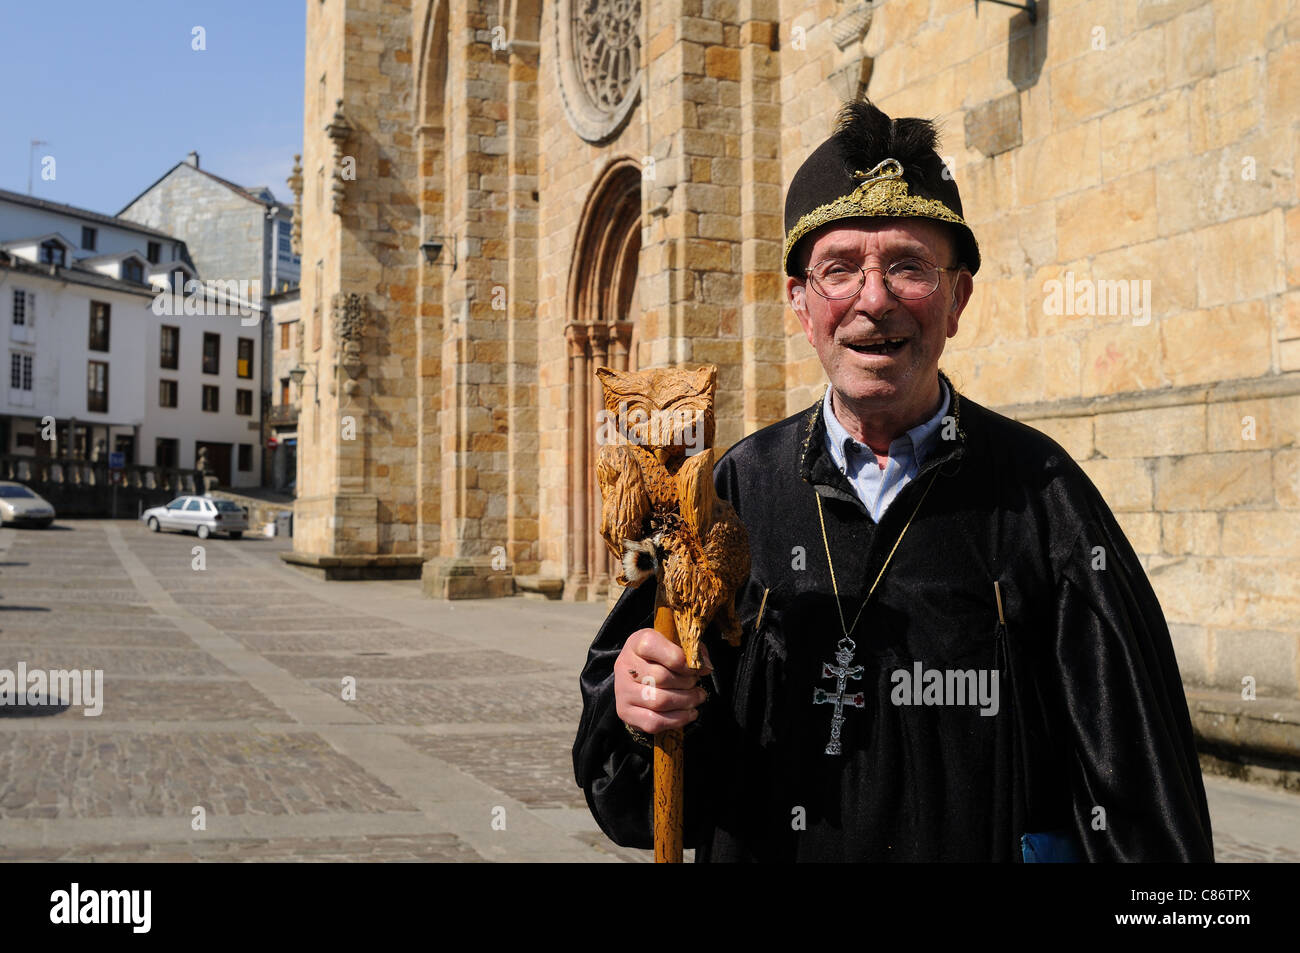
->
xmin=2 ymin=833 xmax=485 ymax=863
xmin=0 ymin=680 xmax=297 ymax=723
xmin=229 ymin=629 xmax=475 ymax=652
xmin=0 ymin=730 xmax=418 ymax=819
xmin=265 ymin=649 xmax=556 ymax=680
xmin=0 ymin=626 xmax=193 ymax=648
xmin=400 ymin=731 xmax=588 ymax=810
xmin=304 ymin=678 xmax=581 ymax=726
xmin=0 ymin=646 xmax=237 ymax=677
xmin=0 ymin=613 xmax=181 ymax=633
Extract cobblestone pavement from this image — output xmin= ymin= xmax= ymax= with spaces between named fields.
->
xmin=0 ymin=520 xmax=1297 ymax=863
xmin=0 ymin=520 xmax=647 ymax=863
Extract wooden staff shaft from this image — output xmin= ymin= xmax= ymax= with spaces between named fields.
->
xmin=652 ymin=599 xmax=684 ymax=864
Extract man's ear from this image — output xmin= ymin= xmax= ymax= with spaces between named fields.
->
xmin=946 ymin=270 xmax=974 ymax=339
xmin=787 ymin=274 xmax=814 ymax=344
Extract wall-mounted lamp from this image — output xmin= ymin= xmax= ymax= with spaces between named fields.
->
xmin=420 ymin=234 xmax=457 ymax=270
xmin=975 ymin=0 xmax=1038 ymax=24
xmin=289 ymin=364 xmax=320 ymax=405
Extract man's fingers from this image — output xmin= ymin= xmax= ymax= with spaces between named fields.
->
xmin=630 ymin=682 xmax=708 ymax=713
xmin=625 ymin=660 xmax=698 ymax=693
xmin=631 ymin=627 xmax=709 ymax=676
xmin=623 ymin=706 xmax=700 ymax=735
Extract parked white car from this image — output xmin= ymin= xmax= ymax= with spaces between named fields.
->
xmin=141 ymin=495 xmax=248 ymax=539
xmin=0 ymin=482 xmax=55 ymax=528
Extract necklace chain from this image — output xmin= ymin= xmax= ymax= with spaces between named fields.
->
xmin=815 ymin=468 xmax=940 ymax=650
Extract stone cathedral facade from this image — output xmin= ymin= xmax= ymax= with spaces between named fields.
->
xmin=289 ymin=0 xmax=1300 ymax=722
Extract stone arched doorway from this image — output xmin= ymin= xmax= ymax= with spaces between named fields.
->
xmin=565 ymin=158 xmax=641 ymax=601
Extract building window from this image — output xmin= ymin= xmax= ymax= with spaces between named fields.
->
xmin=160 ymin=325 xmax=179 ymax=369
xmin=280 ymin=323 xmax=290 ymax=349
xmin=202 ymin=332 xmax=220 ymax=374
xmin=238 ymin=443 xmax=252 ymax=472
xmin=159 ymin=379 xmax=178 ymax=408
xmin=16 ymin=431 xmax=35 ymax=449
xmin=12 ymin=289 xmax=29 ymax=326
xmin=122 ymin=258 xmax=143 ymax=283
xmin=87 ymin=361 xmax=108 ymax=413
xmin=202 ymin=384 xmax=219 ymax=412
xmin=278 ymin=220 xmax=293 ymax=258
xmin=236 ymin=388 xmax=252 ymax=415
xmin=81 ymin=226 xmax=97 ymax=251
xmin=10 ymin=352 xmax=33 ymax=390
xmin=39 ymin=240 xmax=66 ymax=266
xmin=155 ymin=437 xmax=178 ymax=468
xmin=280 ymin=377 xmax=290 ymax=405
xmin=147 ymin=241 xmax=161 ymax=264
xmin=237 ymin=337 xmax=254 ymax=378
xmin=88 ymin=302 xmax=111 ymax=351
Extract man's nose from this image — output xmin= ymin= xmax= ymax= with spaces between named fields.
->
xmin=852 ymin=266 xmax=894 ymax=317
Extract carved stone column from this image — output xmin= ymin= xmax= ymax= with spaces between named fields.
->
xmin=587 ymin=322 xmax=611 ymax=593
xmin=566 ymin=323 xmax=590 ymax=599
xmin=610 ymin=321 xmax=632 ymax=372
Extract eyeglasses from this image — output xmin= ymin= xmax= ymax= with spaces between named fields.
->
xmin=803 ymin=257 xmax=962 ymax=300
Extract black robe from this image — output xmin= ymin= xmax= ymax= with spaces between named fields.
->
xmin=573 ymin=381 xmax=1214 ymax=862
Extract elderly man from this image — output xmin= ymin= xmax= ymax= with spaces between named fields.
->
xmin=573 ymin=100 xmax=1214 ymax=862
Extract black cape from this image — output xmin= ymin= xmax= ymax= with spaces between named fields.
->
xmin=573 ymin=381 xmax=1214 ymax=862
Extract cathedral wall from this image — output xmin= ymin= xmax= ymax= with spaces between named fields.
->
xmin=297 ymin=0 xmax=1298 ymax=697
xmin=295 ymin=0 xmax=421 ymax=558
xmin=535 ymin=1 xmax=650 ymax=578
xmin=295 ymin=0 xmax=348 ymax=555
xmin=339 ymin=0 xmax=421 ymax=556
xmin=771 ymin=0 xmax=1300 ymax=699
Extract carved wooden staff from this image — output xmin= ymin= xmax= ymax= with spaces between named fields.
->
xmin=593 ymin=363 xmax=750 ymax=863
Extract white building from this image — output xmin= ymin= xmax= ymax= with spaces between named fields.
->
xmin=0 ymin=188 xmax=264 ymax=488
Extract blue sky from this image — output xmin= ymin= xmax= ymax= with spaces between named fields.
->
xmin=0 ymin=0 xmax=305 ymax=216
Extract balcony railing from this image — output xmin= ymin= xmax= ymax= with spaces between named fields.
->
xmin=0 ymin=453 xmax=206 ymax=495
xmin=267 ymin=404 xmax=299 ymax=427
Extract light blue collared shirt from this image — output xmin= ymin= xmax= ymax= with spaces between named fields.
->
xmin=822 ymin=378 xmax=951 ymax=522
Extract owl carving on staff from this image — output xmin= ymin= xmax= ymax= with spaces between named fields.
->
xmin=594 ymin=364 xmax=751 ymax=670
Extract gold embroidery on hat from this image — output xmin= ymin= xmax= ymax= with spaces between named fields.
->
xmin=783 ymin=156 xmax=971 ymax=273
xmin=851 ymin=157 xmax=904 ymax=182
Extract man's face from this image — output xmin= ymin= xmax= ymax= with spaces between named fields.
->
xmin=786 ymin=217 xmax=973 ymax=414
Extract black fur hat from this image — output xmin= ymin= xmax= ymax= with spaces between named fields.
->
xmin=782 ymin=100 xmax=981 ymax=277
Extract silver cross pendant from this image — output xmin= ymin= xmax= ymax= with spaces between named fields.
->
xmin=813 ymin=641 xmax=865 ymax=755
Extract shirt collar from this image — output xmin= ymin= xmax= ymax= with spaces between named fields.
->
xmin=822 ymin=376 xmax=952 ymax=468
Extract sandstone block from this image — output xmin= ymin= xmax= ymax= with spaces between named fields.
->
xmin=1081 ymin=322 xmax=1164 ymax=396
xmin=1162 ymin=511 xmax=1221 ymax=555
xmin=1028 ymin=415 xmax=1095 ymax=460
xmin=1056 ymin=171 xmax=1158 ymax=260
xmin=1095 ymin=403 xmax=1207 ymax=458
xmin=1222 ymin=510 xmax=1300 ymax=557
xmin=1154 ymin=451 xmax=1274 ymax=510
xmin=1146 ymin=555 xmax=1236 ymax=626
xmin=1079 ymin=456 xmax=1154 ymax=510
xmin=1161 ymin=301 xmax=1271 ymax=386
xmin=1193 ymin=212 xmax=1284 ymax=307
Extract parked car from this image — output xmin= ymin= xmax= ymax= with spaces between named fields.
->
xmin=141 ymin=495 xmax=248 ymax=539
xmin=0 ymin=482 xmax=55 ymax=528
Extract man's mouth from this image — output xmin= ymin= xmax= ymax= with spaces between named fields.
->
xmin=844 ymin=337 xmax=908 ymax=354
